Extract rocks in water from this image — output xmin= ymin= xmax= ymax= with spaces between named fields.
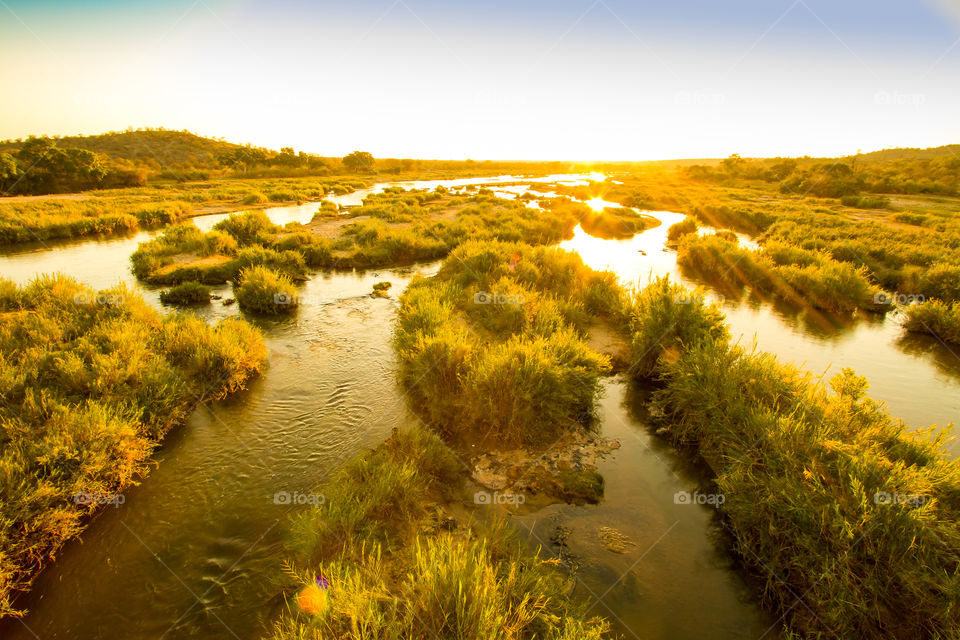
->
xmin=470 ymin=432 xmax=620 ymax=505
xmin=223 ymin=298 xmax=236 ymax=306
xmin=598 ymin=526 xmax=636 ymax=553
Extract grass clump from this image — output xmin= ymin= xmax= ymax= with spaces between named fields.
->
xmin=371 ymin=281 xmax=392 ymax=297
xmin=394 ymin=241 xmax=616 ymax=448
xmin=0 ymin=275 xmax=266 ymax=616
xmin=840 ymin=194 xmax=890 ymax=209
xmin=666 ymin=216 xmax=698 ymax=242
xmin=241 ymin=191 xmax=268 ymax=205
xmin=270 ymin=428 xmax=608 ymax=640
xmin=625 ymin=275 xmax=728 ymax=378
xmin=677 ymin=233 xmax=885 ymax=314
xmin=625 ymin=277 xmax=960 ymax=639
xmin=158 ymin=281 xmax=211 ymax=305
xmin=234 ymin=265 xmax=299 ymax=314
xmin=902 ymin=299 xmax=960 ymax=344
xmin=578 ymin=205 xmax=658 ymax=239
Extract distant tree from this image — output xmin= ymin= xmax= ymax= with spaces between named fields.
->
xmin=343 ymin=151 xmax=375 ymax=173
xmin=11 ymin=137 xmax=107 ymax=194
xmin=0 ymin=152 xmax=20 ymax=192
xmin=769 ymin=159 xmax=798 ymax=181
xmin=274 ymin=147 xmax=299 ymax=167
xmin=721 ymin=154 xmax=745 ymax=176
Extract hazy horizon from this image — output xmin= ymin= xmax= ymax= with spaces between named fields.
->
xmin=3 ymin=0 xmax=960 ymax=160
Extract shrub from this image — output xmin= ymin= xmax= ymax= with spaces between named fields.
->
xmin=242 ymin=191 xmax=268 ymax=205
xmin=158 ymin=281 xmax=211 ymax=305
xmin=626 ymin=276 xmax=728 ymax=378
xmin=271 ymin=428 xmax=608 ymax=640
xmin=234 ymin=265 xmax=298 ymax=314
xmin=666 ymin=216 xmax=698 ymax=242
xmin=902 ymin=299 xmax=960 ymax=344
xmin=0 ymin=276 xmax=265 ymax=616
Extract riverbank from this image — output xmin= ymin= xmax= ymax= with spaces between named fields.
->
xmin=0 ymin=276 xmax=266 ymax=617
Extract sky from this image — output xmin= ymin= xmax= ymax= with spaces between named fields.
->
xmin=2 ymin=0 xmax=959 ymax=160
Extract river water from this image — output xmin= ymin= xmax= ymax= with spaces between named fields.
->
xmin=1 ymin=175 xmax=956 ymax=640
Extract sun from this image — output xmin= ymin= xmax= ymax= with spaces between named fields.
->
xmin=586 ymin=197 xmax=607 ymax=212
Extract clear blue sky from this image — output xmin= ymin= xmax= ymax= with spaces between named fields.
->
xmin=2 ymin=0 xmax=959 ymax=159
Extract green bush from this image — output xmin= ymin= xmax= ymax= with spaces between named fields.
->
xmin=158 ymin=281 xmax=211 ymax=305
xmin=666 ymin=216 xmax=698 ymax=242
xmin=234 ymin=265 xmax=299 ymax=314
xmin=242 ymin=191 xmax=268 ymax=205
xmin=271 ymin=428 xmax=608 ymax=640
xmin=903 ymin=299 xmax=960 ymax=344
xmin=626 ymin=275 xmax=728 ymax=378
xmin=0 ymin=275 xmax=266 ymax=616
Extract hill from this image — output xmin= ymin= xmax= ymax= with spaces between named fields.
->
xmin=0 ymin=129 xmax=254 ymax=172
xmin=853 ymin=144 xmax=960 ymax=163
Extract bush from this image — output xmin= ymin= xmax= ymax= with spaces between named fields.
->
xmin=903 ymin=299 xmax=960 ymax=344
xmin=0 ymin=276 xmax=265 ymax=616
xmin=651 ymin=337 xmax=960 ymax=639
xmin=666 ymin=216 xmax=698 ymax=242
xmin=158 ymin=281 xmax=211 ymax=305
xmin=242 ymin=191 xmax=268 ymax=205
xmin=271 ymin=428 xmax=608 ymax=640
xmin=234 ymin=265 xmax=298 ymax=314
xmin=626 ymin=276 xmax=728 ymax=378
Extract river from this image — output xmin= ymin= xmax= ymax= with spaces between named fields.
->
xmin=1 ymin=174 xmax=957 ymax=640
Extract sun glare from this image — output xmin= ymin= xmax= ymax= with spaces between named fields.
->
xmin=586 ymin=197 xmax=607 ymax=212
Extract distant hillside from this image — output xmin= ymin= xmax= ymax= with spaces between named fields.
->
xmin=0 ymin=129 xmax=254 ymax=170
xmin=854 ymin=144 xmax=960 ymax=163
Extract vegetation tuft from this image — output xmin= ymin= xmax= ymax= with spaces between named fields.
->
xmin=0 ymin=275 xmax=266 ymax=616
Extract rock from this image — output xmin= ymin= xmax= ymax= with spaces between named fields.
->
xmin=598 ymin=527 xmax=635 ymax=553
xmin=223 ymin=298 xmax=236 ymax=306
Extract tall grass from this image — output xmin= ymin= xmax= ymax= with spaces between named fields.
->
xmin=234 ymin=265 xmax=299 ymax=314
xmin=394 ymin=241 xmax=614 ymax=447
xmin=270 ymin=428 xmax=608 ymax=640
xmin=627 ymin=277 xmax=960 ymax=639
xmin=0 ymin=200 xmax=190 ymax=244
xmin=666 ymin=216 xmax=698 ymax=242
xmin=0 ymin=275 xmax=266 ymax=616
xmin=902 ymin=299 xmax=960 ymax=344
xmin=130 ymin=191 xmax=584 ymax=285
xmin=625 ymin=275 xmax=728 ymax=378
xmin=677 ymin=233 xmax=885 ymax=314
